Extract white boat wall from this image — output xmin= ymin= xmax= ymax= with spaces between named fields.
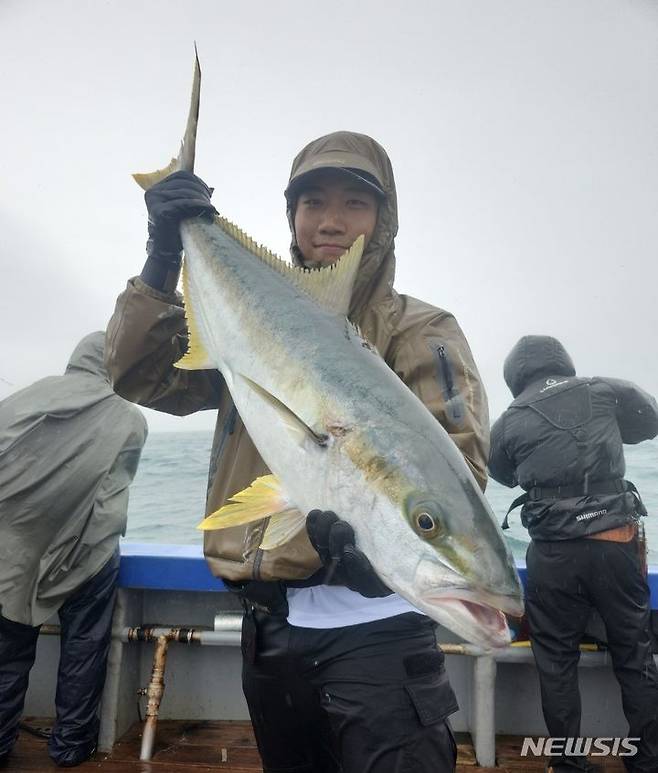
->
xmin=23 ymin=543 xmax=658 ymax=767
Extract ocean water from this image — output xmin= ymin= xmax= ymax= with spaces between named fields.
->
xmin=124 ymin=431 xmax=658 ymax=563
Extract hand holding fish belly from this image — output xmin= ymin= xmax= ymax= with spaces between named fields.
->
xmin=306 ymin=509 xmax=393 ymax=598
xmin=133 ymin=54 xmax=524 ymax=649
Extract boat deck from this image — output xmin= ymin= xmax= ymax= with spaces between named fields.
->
xmin=11 ymin=718 xmax=628 ymax=772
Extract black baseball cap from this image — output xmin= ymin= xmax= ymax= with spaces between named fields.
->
xmin=286 ymin=164 xmax=386 ymax=201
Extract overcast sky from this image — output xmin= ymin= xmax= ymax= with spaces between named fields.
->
xmin=1 ymin=0 xmax=656 ymax=432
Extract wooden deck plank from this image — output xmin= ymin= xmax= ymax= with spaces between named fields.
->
xmin=115 ymin=720 xmax=258 ymax=749
xmin=8 ymin=719 xmax=629 ymax=772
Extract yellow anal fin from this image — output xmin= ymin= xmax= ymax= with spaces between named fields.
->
xmin=197 ymin=474 xmax=297 ymax=530
xmin=174 ymin=259 xmax=214 ymax=370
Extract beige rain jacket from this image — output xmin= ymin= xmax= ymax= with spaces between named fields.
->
xmin=106 ymin=131 xmax=490 ymax=583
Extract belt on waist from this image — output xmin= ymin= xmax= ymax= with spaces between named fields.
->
xmin=501 ymin=479 xmax=646 ymax=530
xmin=586 ymin=523 xmax=637 ymax=543
xmin=527 ymin=478 xmax=627 ymax=501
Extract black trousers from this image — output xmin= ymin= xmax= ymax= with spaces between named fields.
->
xmin=0 ymin=551 xmax=119 ymax=766
xmin=242 ymin=610 xmax=458 ymax=773
xmin=525 ymin=538 xmax=658 ymax=773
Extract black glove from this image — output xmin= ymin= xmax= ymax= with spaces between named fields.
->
xmin=144 ymin=170 xmax=217 ymax=268
xmin=306 ymin=510 xmax=392 ymax=598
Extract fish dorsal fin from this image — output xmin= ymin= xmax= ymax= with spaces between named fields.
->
xmin=215 ymin=214 xmax=364 ymax=316
xmin=174 ymin=258 xmax=214 ymax=370
xmin=197 ymin=474 xmax=304 ymax=538
xmin=240 ymin=375 xmax=328 ymax=447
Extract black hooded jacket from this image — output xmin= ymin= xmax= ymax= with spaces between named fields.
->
xmin=489 ymin=336 xmax=658 ymax=540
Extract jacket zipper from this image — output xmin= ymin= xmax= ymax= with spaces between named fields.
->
xmin=435 ymin=345 xmax=464 ymax=424
xmin=437 ymin=346 xmax=455 ymax=397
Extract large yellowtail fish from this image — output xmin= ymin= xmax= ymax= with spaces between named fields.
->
xmin=134 ymin=55 xmax=523 ymax=648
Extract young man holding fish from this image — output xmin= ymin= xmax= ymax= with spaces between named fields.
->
xmin=106 ymin=130 xmax=494 ymax=771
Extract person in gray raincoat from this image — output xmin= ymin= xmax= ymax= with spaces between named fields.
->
xmin=0 ymin=332 xmax=147 ymax=768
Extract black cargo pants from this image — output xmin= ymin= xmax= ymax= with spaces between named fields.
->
xmin=0 ymin=551 xmax=119 ymax=766
xmin=242 ymin=610 xmax=458 ymax=773
xmin=525 ymin=538 xmax=658 ymax=773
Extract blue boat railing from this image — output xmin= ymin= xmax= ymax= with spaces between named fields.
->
xmin=119 ymin=542 xmax=658 ymax=609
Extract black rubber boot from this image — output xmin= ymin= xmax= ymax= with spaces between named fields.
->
xmin=50 ymin=742 xmax=97 ymax=768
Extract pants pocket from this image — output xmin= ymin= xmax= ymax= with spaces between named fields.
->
xmin=404 ymin=669 xmax=459 ymax=725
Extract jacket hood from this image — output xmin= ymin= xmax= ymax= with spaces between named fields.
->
xmin=65 ymin=331 xmax=109 ymax=381
xmin=504 ymin=335 xmax=576 ymax=397
xmin=285 ymin=130 xmax=398 ymax=320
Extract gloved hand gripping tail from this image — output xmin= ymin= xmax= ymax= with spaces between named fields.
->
xmin=144 ymin=170 xmax=217 ymax=268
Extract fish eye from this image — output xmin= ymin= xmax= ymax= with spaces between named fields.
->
xmin=406 ymin=492 xmax=445 ymax=540
xmin=407 ymin=496 xmax=444 ymax=540
xmin=416 ymin=512 xmax=435 ymax=531
xmin=414 ymin=510 xmax=441 ymax=538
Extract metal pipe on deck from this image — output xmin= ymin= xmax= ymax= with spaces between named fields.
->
xmin=123 ymin=625 xmax=242 ymax=647
xmin=470 ymin=655 xmax=497 ymax=766
xmin=39 ymin=615 xmax=244 ymax=761
xmin=39 ymin=614 xmax=244 ymax=646
xmin=125 ymin=619 xmax=243 ymax=760
xmin=139 ymin=634 xmax=169 ymax=761
xmin=129 ymin=617 xmax=243 ymax=760
xmin=440 ymin=640 xmax=619 ymax=666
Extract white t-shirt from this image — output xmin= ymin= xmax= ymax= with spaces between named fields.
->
xmin=286 ymin=585 xmax=421 ymax=628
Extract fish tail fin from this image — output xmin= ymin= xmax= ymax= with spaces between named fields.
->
xmin=132 ymin=46 xmax=201 ymax=190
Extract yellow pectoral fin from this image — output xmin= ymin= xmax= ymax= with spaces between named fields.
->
xmin=174 ymin=259 xmax=214 ymax=370
xmin=197 ymin=474 xmax=292 ymax=530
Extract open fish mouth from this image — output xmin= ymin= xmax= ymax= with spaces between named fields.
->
xmin=432 ymin=597 xmax=509 ymax=643
xmin=421 ymin=588 xmax=524 ymax=648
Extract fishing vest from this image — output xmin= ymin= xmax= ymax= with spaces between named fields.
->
xmin=498 ymin=377 xmax=645 ymax=541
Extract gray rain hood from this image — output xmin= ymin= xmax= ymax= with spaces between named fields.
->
xmin=503 ymin=335 xmax=576 ymax=398
xmin=284 ymin=130 xmax=398 ymax=321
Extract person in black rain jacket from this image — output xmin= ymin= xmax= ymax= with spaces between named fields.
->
xmin=489 ymin=335 xmax=658 ymax=773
